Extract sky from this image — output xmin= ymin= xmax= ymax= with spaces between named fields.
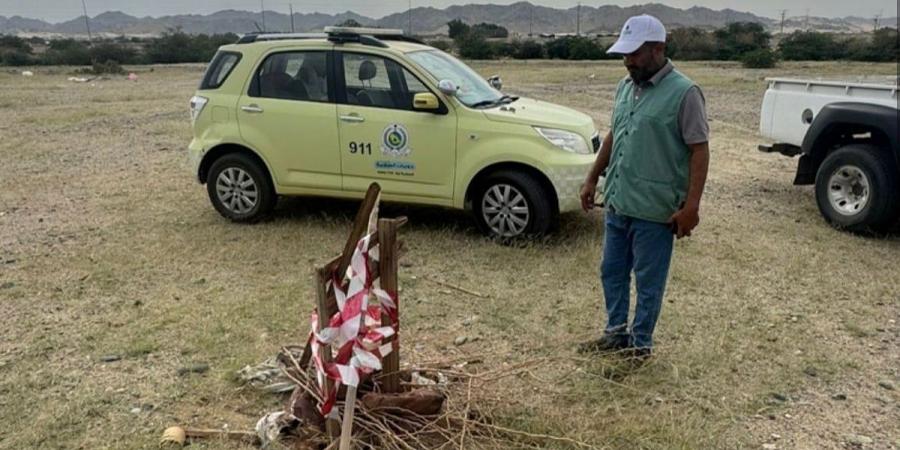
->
xmin=1 ymin=0 xmax=897 ymax=23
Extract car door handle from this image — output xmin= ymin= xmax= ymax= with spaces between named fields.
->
xmin=339 ymin=114 xmax=365 ymax=123
xmin=241 ymin=104 xmax=264 ymax=113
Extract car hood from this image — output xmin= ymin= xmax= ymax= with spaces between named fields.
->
xmin=480 ymin=97 xmax=595 ymax=135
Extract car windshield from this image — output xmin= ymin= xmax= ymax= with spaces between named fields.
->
xmin=407 ymin=50 xmax=502 ymax=107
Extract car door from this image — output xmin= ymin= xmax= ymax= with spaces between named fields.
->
xmin=335 ymin=51 xmax=457 ymax=200
xmin=237 ymin=49 xmax=342 ymax=190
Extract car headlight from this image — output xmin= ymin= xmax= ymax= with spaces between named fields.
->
xmin=534 ymin=127 xmax=591 ymax=155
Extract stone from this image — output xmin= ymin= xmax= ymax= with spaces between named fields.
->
xmin=771 ymin=433 xmax=781 ymax=440
xmin=177 ymin=363 xmax=210 ymax=376
xmin=130 ymin=407 xmax=142 ymax=414
xmin=762 ymin=444 xmax=777 ymax=450
xmin=0 ymin=282 xmax=15 ymax=289
xmin=832 ymin=393 xmax=847 ymax=401
xmin=803 ymin=366 xmax=818 ymax=377
xmin=770 ymin=392 xmax=788 ymax=402
xmin=846 ymin=434 xmax=873 ymax=445
xmin=877 ymin=380 xmax=895 ymax=391
xmin=100 ymin=354 xmax=122 ymax=362
xmin=453 ymin=336 xmax=468 ymax=346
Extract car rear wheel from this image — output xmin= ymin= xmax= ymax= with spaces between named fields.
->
xmin=206 ymin=153 xmax=276 ymax=222
xmin=815 ymin=144 xmax=899 ymax=233
xmin=473 ymin=170 xmax=555 ymax=240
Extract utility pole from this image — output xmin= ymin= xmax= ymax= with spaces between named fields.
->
xmin=529 ymin=5 xmax=534 ymax=36
xmin=80 ymin=0 xmax=92 ymax=42
xmin=408 ymin=0 xmax=412 ymax=35
xmin=778 ymin=10 xmax=786 ymax=34
xmin=576 ymin=2 xmax=581 ymax=36
xmin=873 ymin=10 xmax=882 ymax=31
xmin=289 ymin=3 xmax=295 ymax=32
xmin=804 ymin=8 xmax=809 ymax=31
xmin=261 ymin=0 xmax=266 ymax=32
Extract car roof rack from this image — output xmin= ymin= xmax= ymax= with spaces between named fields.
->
xmin=237 ymin=27 xmax=425 ymax=47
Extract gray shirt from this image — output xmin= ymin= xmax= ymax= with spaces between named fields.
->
xmin=613 ymin=60 xmax=709 ymax=145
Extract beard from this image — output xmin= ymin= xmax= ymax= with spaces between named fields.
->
xmin=627 ymin=65 xmax=651 ymax=83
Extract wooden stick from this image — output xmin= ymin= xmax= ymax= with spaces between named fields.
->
xmin=377 ymin=218 xmax=401 ymax=393
xmin=183 ymin=428 xmax=256 ymax=442
xmin=315 ymin=267 xmax=341 ymax=439
xmin=423 ymin=276 xmax=486 ymax=298
xmin=333 ymin=183 xmax=382 ymax=317
xmin=339 ymin=384 xmax=358 ymax=450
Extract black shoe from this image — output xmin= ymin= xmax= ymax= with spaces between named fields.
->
xmin=577 ymin=335 xmax=628 ymax=355
xmin=621 ymin=347 xmax=652 ymax=366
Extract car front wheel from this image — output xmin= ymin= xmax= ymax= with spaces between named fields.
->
xmin=473 ymin=170 xmax=555 ymax=239
xmin=206 ymin=153 xmax=276 ymax=222
xmin=814 ymin=144 xmax=899 ymax=233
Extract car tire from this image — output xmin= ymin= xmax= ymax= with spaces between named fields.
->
xmin=206 ymin=153 xmax=276 ymax=222
xmin=814 ymin=144 xmax=900 ymax=233
xmin=473 ymin=170 xmax=555 ymax=240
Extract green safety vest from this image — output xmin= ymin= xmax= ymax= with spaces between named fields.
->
xmin=603 ymin=69 xmax=696 ymax=223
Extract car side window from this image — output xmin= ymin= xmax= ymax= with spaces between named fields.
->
xmin=342 ymin=53 xmax=432 ymax=111
xmin=251 ymin=51 xmax=329 ymax=102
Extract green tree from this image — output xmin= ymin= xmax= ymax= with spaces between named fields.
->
xmin=89 ymin=41 xmax=140 ymax=64
xmin=42 ymin=38 xmax=91 ymax=65
xmin=514 ymin=40 xmax=544 ymax=59
xmin=447 ymin=19 xmax=470 ymax=40
xmin=713 ymin=22 xmax=771 ymax=60
xmin=472 ymin=22 xmax=509 ymax=38
xmin=778 ymin=31 xmax=844 ymax=61
xmin=870 ymin=28 xmax=900 ymax=62
xmin=667 ymin=27 xmax=716 ymax=60
xmin=336 ymin=19 xmax=363 ymax=28
xmin=456 ymin=32 xmax=493 ymax=59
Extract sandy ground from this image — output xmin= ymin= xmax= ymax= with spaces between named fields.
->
xmin=0 ymin=60 xmax=897 ymax=449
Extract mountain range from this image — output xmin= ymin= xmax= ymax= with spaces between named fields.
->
xmin=0 ymin=2 xmax=894 ymax=36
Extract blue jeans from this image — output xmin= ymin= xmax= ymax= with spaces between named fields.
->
xmin=600 ymin=208 xmax=674 ymax=349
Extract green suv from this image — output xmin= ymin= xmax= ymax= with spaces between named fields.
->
xmin=188 ymin=27 xmax=600 ymax=238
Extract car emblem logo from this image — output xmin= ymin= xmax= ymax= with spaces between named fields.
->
xmin=381 ymin=123 xmax=411 ymax=157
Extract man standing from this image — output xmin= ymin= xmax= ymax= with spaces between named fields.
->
xmin=578 ymin=15 xmax=709 ymax=362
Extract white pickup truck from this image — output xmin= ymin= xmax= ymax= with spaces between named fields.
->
xmin=758 ymin=78 xmax=900 ymax=233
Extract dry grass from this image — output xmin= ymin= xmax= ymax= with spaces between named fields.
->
xmin=0 ymin=60 xmax=898 ymax=450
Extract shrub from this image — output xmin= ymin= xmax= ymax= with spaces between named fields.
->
xmin=714 ymin=22 xmax=771 ymax=60
xmin=741 ymin=48 xmax=777 ymax=68
xmin=42 ymin=38 xmax=91 ymax=65
xmin=667 ymin=27 xmax=717 ymax=60
xmin=89 ymin=42 xmax=140 ymax=64
xmin=472 ymin=23 xmax=509 ymax=38
xmin=778 ymin=31 xmax=845 ymax=61
xmin=427 ymin=39 xmax=452 ymax=52
xmin=456 ymin=32 xmax=493 ymax=59
xmin=91 ymin=59 xmax=125 ymax=74
xmin=491 ymin=41 xmax=517 ymax=58
xmin=0 ymin=49 xmax=33 ymax=66
xmin=514 ymin=40 xmax=544 ymax=59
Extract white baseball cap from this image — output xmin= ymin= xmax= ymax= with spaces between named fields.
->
xmin=606 ymin=15 xmax=667 ymax=55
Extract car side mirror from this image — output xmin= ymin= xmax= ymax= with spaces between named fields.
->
xmin=413 ymin=92 xmax=440 ymax=110
xmin=487 ymin=75 xmax=502 ymax=91
xmin=438 ymin=79 xmax=458 ymax=95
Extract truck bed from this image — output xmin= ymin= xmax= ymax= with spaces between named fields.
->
xmin=759 ymin=78 xmax=899 ymax=147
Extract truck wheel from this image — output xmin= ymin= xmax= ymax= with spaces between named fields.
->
xmin=473 ymin=170 xmax=555 ymax=239
xmin=206 ymin=153 xmax=276 ymax=222
xmin=815 ymin=144 xmax=900 ymax=233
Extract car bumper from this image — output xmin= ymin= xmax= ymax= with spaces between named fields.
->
xmin=188 ymin=138 xmax=204 ymax=183
xmin=545 ymin=160 xmax=603 ymax=212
